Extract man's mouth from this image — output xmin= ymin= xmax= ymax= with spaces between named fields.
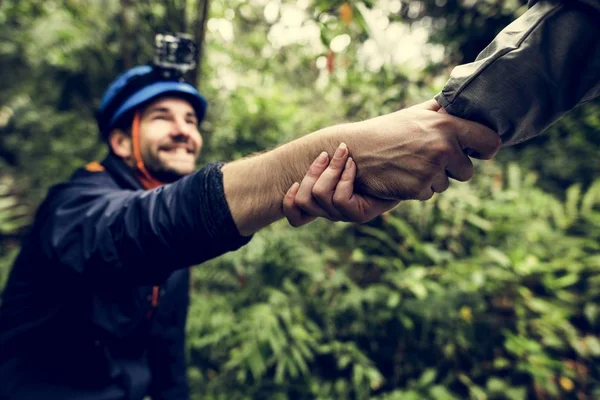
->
xmin=159 ymin=145 xmax=195 ymax=155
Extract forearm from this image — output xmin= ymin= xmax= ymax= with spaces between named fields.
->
xmin=222 ymin=127 xmax=342 ymax=236
xmin=436 ymin=0 xmax=600 ymax=145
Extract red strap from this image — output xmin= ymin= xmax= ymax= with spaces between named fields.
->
xmin=131 ymin=111 xmax=165 ymax=190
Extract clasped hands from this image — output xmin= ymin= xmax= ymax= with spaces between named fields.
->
xmin=283 ymin=99 xmax=501 ymax=227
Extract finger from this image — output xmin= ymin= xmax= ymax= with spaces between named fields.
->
xmin=416 ymin=186 xmax=435 ymax=201
xmin=294 ymin=151 xmax=333 ymax=218
xmin=312 ymin=143 xmax=350 ymax=219
xmin=283 ymin=182 xmax=316 ymax=227
xmin=431 ymin=172 xmax=450 ymax=193
xmin=331 ymin=156 xmax=356 ymax=206
xmin=333 ymin=158 xmax=400 ymax=222
xmin=332 ymin=157 xmax=365 ymax=221
xmin=444 ymin=144 xmax=474 ymax=182
xmin=452 ymin=117 xmax=501 ymax=160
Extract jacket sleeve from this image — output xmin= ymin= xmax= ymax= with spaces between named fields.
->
xmin=148 ymin=271 xmax=190 ymax=400
xmin=40 ymin=163 xmax=251 ymax=285
xmin=435 ymin=0 xmax=600 ymax=146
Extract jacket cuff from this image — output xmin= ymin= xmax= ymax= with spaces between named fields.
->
xmin=192 ymin=162 xmax=252 ymax=250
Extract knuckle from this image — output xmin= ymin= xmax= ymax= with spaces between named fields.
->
xmin=407 ymin=178 xmax=426 ymax=199
xmin=312 ymin=182 xmax=329 ymax=198
xmin=329 ymin=157 xmax=345 ymax=170
xmin=431 ymin=141 xmax=453 ymax=161
xmin=307 ymin=163 xmax=326 ymax=178
xmin=332 ymin=192 xmax=346 ymax=207
xmin=294 ymin=194 xmax=312 ymax=210
xmin=305 ymin=168 xmax=321 ymax=179
xmin=417 ymin=189 xmax=434 ymax=201
xmin=431 ymin=116 xmax=453 ymax=132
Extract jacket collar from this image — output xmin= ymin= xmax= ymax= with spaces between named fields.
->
xmin=101 ymin=153 xmax=144 ymax=191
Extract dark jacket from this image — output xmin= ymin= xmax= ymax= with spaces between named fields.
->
xmin=0 ymin=154 xmax=250 ymax=399
xmin=436 ymin=0 xmax=600 ymax=145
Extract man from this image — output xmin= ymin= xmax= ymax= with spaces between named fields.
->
xmin=0 ymin=61 xmax=498 ymax=398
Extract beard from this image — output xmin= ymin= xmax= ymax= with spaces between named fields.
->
xmin=143 ymin=150 xmax=199 ymax=183
xmin=145 ymin=166 xmax=189 ymax=183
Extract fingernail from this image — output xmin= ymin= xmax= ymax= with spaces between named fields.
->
xmin=334 ymin=142 xmax=347 ymax=158
xmin=287 ymin=182 xmax=300 ymax=196
xmin=316 ymin=151 xmax=328 ymax=165
xmin=345 ymin=157 xmax=353 ymax=169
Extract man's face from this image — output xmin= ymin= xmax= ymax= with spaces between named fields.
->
xmin=138 ymin=96 xmax=203 ymax=182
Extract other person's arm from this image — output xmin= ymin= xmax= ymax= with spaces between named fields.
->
xmin=436 ymin=0 xmax=600 ymax=146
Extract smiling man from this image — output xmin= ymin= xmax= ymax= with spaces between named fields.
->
xmin=0 ymin=55 xmax=499 ymax=399
xmin=112 ymin=96 xmax=202 ymax=184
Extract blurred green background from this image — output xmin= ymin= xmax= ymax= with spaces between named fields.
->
xmin=1 ymin=0 xmax=600 ymax=398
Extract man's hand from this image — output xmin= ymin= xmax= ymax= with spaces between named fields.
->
xmin=338 ymin=99 xmax=501 ymax=201
xmin=283 ymin=143 xmax=399 ymax=227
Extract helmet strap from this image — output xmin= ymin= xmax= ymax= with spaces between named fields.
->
xmin=131 ymin=111 xmax=166 ymax=190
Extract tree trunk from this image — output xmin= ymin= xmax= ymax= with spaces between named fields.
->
xmin=120 ymin=0 xmax=133 ymax=69
xmin=166 ymin=0 xmax=187 ymax=33
xmin=191 ymin=0 xmax=210 ymax=88
xmin=180 ymin=0 xmax=188 ymax=33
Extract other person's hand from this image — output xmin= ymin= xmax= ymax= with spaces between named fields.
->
xmin=333 ymin=99 xmax=500 ymax=201
xmin=283 ymin=143 xmax=399 ymax=227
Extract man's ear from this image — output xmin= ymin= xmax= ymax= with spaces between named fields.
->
xmin=108 ymin=129 xmax=133 ymax=159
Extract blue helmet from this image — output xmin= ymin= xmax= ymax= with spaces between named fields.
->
xmin=96 ymin=65 xmax=207 ymax=138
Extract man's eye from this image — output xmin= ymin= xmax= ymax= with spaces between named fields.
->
xmin=186 ymin=120 xmax=197 ymax=125
xmin=154 ymin=115 xmax=167 ymax=120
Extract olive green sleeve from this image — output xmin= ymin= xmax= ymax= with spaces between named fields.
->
xmin=435 ymin=0 xmax=600 ymax=146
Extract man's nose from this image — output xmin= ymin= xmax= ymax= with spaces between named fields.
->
xmin=170 ymin=117 xmax=191 ymax=138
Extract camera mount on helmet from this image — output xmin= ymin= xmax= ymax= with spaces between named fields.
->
xmin=96 ymin=32 xmax=207 ymax=138
xmin=153 ymin=33 xmax=198 ymax=80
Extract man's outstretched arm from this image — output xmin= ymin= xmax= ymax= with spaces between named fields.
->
xmin=436 ymin=0 xmax=600 ymax=146
xmin=222 ymin=100 xmax=500 ymax=235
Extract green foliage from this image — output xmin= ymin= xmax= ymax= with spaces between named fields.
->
xmin=185 ymin=163 xmax=600 ymax=399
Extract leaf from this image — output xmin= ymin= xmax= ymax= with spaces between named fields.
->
xmin=565 ymin=184 xmax=582 ymax=222
xmin=584 ymin=336 xmax=600 ymax=357
xmin=465 ymin=214 xmax=493 ymax=231
xmin=408 ymin=282 xmax=428 ymax=299
xmin=584 ymin=303 xmax=599 ymax=325
xmin=429 ymin=385 xmax=459 ymax=400
xmin=484 ymin=247 xmax=511 ymax=267
xmin=418 ymin=369 xmax=437 ymax=387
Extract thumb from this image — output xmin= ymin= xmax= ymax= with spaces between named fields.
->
xmin=411 ymin=99 xmax=442 ymax=112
